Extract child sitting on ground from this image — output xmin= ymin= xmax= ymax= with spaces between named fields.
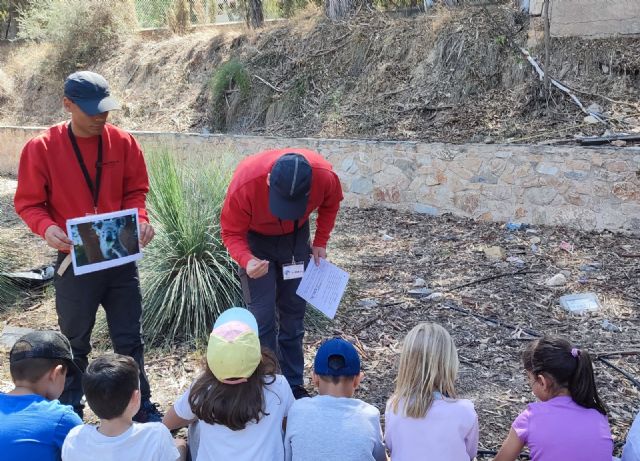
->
xmin=62 ymin=354 xmax=185 ymax=461
xmin=385 ymin=322 xmax=479 ymax=461
xmin=494 ymin=337 xmax=613 ymax=461
xmin=284 ymin=337 xmax=386 ymax=461
xmin=621 ymin=410 xmax=640 ymax=460
xmin=0 ymin=330 xmax=83 ymax=460
xmin=163 ymin=307 xmax=294 ymax=461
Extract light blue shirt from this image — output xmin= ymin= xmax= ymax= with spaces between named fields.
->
xmin=622 ymin=412 xmax=640 ymax=461
xmin=284 ymin=395 xmax=386 ymax=461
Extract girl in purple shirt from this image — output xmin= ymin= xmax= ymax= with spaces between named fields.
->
xmin=495 ymin=337 xmax=613 ymax=461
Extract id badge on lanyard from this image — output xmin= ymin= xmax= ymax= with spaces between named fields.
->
xmin=283 ymin=259 xmax=304 ymax=280
xmin=282 ymin=219 xmax=304 ymax=280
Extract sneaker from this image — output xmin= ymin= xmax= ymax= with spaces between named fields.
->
xmin=291 ymin=385 xmax=310 ymax=400
xmin=133 ymin=400 xmax=163 ymax=423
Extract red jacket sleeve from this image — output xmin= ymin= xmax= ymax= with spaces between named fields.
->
xmin=14 ymin=139 xmax=57 ymax=238
xmin=220 ymin=186 xmax=254 ymax=269
xmin=121 ymin=136 xmax=150 ymax=224
xmin=312 ymin=170 xmax=343 ymax=248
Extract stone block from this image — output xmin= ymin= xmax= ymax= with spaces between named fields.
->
xmin=341 ymin=157 xmax=358 ymax=174
xmin=470 ymin=174 xmax=499 ymax=185
xmin=564 ymin=171 xmax=589 ymax=181
xmin=481 ymin=185 xmax=514 ymax=201
xmin=536 ymin=163 xmax=559 ymax=175
xmin=605 ymin=160 xmax=630 ymax=173
xmin=373 ymin=186 xmax=401 ymax=203
xmin=350 ymin=177 xmax=374 ymax=194
xmin=453 ymin=193 xmax=480 ymax=214
xmin=414 ymin=204 xmax=439 ymax=215
xmin=549 ymin=0 xmax=640 ymax=38
xmin=525 ymin=187 xmax=557 ymax=206
xmin=0 ymin=326 xmax=36 ymax=349
xmin=612 ymin=182 xmax=640 ymax=202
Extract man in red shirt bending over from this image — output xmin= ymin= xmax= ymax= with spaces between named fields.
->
xmin=221 ymin=149 xmax=343 ymax=398
xmin=14 ymin=71 xmax=161 ymax=422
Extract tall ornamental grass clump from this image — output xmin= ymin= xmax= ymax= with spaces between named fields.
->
xmin=0 ymin=238 xmax=25 ymax=311
xmin=0 ymin=273 xmax=23 ymax=311
xmin=141 ymin=149 xmax=241 ymax=345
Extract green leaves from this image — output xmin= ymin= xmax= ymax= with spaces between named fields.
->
xmin=140 ymin=149 xmax=241 ymax=345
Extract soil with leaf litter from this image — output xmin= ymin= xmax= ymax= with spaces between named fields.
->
xmin=1 ymin=176 xmax=639 ymax=457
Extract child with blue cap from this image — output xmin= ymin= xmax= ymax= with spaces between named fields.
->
xmin=284 ymin=337 xmax=386 ymax=461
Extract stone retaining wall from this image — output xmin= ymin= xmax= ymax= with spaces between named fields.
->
xmin=2 ymin=126 xmax=639 ymax=233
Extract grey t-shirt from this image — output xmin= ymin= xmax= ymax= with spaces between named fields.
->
xmin=284 ymin=395 xmax=386 ymax=461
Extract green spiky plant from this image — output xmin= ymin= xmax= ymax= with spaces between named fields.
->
xmin=0 ymin=235 xmax=25 ymax=311
xmin=140 ymin=148 xmax=241 ymax=345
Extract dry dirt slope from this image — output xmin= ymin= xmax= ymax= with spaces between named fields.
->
xmin=1 ymin=5 xmax=639 ymax=144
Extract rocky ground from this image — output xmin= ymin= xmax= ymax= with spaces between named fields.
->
xmin=1 ymin=176 xmax=638 ymax=458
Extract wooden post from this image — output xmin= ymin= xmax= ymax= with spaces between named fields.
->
xmin=543 ymin=0 xmax=550 ymax=96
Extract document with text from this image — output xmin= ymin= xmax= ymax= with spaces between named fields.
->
xmin=296 ymin=258 xmax=349 ymax=319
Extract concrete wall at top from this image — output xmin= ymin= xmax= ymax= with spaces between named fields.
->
xmin=1 ymin=126 xmax=639 ymax=234
xmin=529 ymin=0 xmax=640 ymax=38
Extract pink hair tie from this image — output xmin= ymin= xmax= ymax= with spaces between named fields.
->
xmin=222 ymin=378 xmax=248 ymax=385
xmin=571 ymin=348 xmax=581 ymax=358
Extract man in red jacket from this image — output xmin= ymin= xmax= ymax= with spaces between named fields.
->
xmin=14 ymin=71 xmax=161 ymax=422
xmin=221 ymin=149 xmax=343 ymax=398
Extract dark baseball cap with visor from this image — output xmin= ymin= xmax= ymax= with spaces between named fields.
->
xmin=10 ymin=330 xmax=82 ymax=376
xmin=64 ymin=71 xmax=120 ymax=116
xmin=314 ymin=337 xmax=361 ymax=377
xmin=269 ymin=153 xmax=313 ymax=221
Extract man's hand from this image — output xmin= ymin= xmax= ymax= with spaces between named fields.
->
xmin=246 ymin=258 xmax=269 ymax=279
xmin=44 ymin=225 xmax=73 ymax=252
xmin=139 ymin=222 xmax=155 ymax=247
xmin=311 ymin=246 xmax=326 ymax=266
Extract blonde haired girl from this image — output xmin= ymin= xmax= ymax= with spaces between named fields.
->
xmin=384 ymin=323 xmax=478 ymax=461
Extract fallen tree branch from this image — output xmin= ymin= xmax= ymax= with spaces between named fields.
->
xmin=447 ymin=269 xmax=538 ymax=292
xmin=253 ymin=74 xmax=283 ymax=93
xmin=598 ymin=357 xmax=640 ymax=390
xmin=519 ymin=48 xmax=607 ymax=125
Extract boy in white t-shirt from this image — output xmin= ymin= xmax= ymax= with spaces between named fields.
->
xmin=284 ymin=338 xmax=387 ymax=461
xmin=62 ymin=354 xmax=185 ymax=461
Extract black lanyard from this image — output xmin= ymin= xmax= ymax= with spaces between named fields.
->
xmin=279 ymin=219 xmax=299 ymax=263
xmin=67 ymin=123 xmax=103 ymax=213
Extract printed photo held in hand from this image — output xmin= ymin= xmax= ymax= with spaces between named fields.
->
xmin=66 ymin=209 xmax=141 ymax=275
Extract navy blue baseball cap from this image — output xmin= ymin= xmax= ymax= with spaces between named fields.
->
xmin=269 ymin=153 xmax=312 ymax=221
xmin=314 ymin=338 xmax=361 ymax=377
xmin=64 ymin=71 xmax=120 ymax=116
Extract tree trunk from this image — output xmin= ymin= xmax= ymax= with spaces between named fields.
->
xmin=325 ymin=0 xmax=355 ymax=20
xmin=245 ymin=0 xmax=264 ymax=28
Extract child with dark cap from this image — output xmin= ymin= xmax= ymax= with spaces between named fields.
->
xmin=0 ymin=330 xmax=83 ymax=460
xmin=284 ymin=338 xmax=387 ymax=461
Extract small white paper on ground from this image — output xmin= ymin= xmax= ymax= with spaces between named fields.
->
xmin=296 ymin=258 xmax=349 ymax=319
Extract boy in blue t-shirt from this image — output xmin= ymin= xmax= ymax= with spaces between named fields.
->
xmin=0 ymin=330 xmax=83 ymax=460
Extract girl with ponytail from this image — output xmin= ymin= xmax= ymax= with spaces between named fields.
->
xmin=494 ymin=337 xmax=613 ymax=461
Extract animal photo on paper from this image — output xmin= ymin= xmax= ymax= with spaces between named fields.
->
xmin=67 ymin=209 xmax=142 ymax=275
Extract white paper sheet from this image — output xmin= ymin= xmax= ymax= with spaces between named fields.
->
xmin=296 ymin=258 xmax=349 ymax=319
xmin=66 ymin=208 xmax=142 ymax=276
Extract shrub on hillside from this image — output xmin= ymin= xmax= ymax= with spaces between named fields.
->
xmin=209 ymin=58 xmax=251 ymax=130
xmin=17 ymin=0 xmax=137 ymax=75
xmin=140 ymin=149 xmax=241 ymax=345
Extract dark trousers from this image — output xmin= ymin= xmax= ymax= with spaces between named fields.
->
xmin=239 ymin=223 xmax=310 ymax=387
xmin=54 ymin=252 xmax=151 ymax=411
